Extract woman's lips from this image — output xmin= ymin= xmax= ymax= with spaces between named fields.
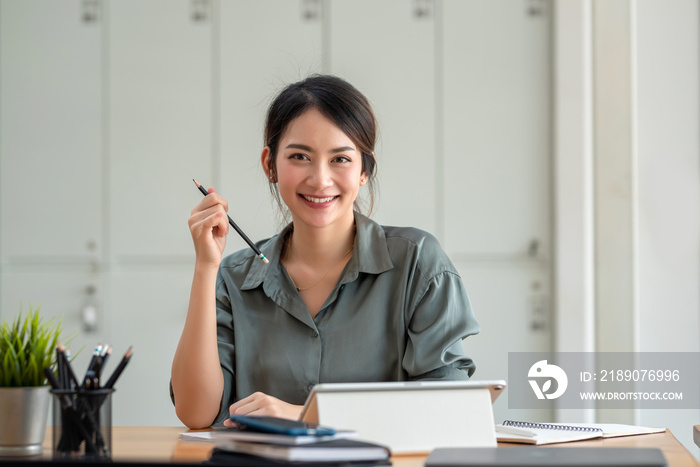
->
xmin=301 ymin=194 xmax=338 ymax=203
xmin=299 ymin=194 xmax=340 ymax=207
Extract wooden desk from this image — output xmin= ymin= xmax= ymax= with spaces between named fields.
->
xmin=37 ymin=426 xmax=698 ymax=466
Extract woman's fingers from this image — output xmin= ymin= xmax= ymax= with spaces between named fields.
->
xmin=229 ymin=392 xmax=266 ymax=414
xmin=189 ymin=187 xmax=230 ymax=237
xmin=191 ymin=187 xmax=229 ymax=217
xmin=227 ymin=392 xmax=303 ymax=420
xmin=188 ymin=187 xmax=231 ymax=265
xmin=190 ymin=205 xmax=229 ymax=236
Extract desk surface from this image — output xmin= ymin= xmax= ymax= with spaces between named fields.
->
xmin=37 ymin=426 xmax=699 ymax=467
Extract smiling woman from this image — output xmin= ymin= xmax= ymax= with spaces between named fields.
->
xmin=262 ymin=75 xmax=378 ymax=221
xmin=170 ymin=74 xmax=480 ymax=430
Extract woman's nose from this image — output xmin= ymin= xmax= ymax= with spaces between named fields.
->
xmin=307 ymin=163 xmax=333 ymax=189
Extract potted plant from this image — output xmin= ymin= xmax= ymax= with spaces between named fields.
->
xmin=0 ymin=305 xmax=68 ymax=457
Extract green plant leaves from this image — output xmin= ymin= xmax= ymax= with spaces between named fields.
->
xmin=0 ymin=305 xmax=72 ymax=387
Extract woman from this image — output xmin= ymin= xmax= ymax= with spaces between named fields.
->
xmin=171 ymin=75 xmax=479 ymax=429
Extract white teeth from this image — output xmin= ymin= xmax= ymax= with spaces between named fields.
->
xmin=302 ymin=195 xmax=336 ymax=203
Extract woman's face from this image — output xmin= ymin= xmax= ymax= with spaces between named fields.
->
xmin=263 ymin=108 xmax=366 ymax=232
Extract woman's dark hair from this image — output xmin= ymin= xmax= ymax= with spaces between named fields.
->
xmin=263 ymin=74 xmax=378 ymax=219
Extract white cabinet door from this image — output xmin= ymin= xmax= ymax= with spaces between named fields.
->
xmin=443 ymin=0 xmax=553 ymax=423
xmin=1 ymin=270 xmax=109 ymax=376
xmin=218 ymin=0 xmax=323 ymax=254
xmin=443 ymin=0 xmax=552 ymax=259
xmin=328 ymin=0 xmax=436 ymax=233
xmin=0 ymin=0 xmax=102 ymax=262
xmin=107 ymin=266 xmax=190 ymax=425
xmin=108 ymin=0 xmax=212 ymax=261
xmin=457 ymin=261 xmax=552 ymax=424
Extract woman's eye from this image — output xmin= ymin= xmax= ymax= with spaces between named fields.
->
xmin=333 ymin=155 xmax=351 ymax=163
xmin=289 ymin=153 xmax=308 ymax=161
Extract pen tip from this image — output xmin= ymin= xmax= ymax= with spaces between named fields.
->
xmin=192 ymin=179 xmax=200 ymax=187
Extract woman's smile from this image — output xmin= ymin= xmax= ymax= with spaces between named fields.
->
xmin=300 ymin=194 xmax=340 ymax=205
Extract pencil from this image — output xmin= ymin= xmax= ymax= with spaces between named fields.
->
xmin=192 ymin=179 xmax=269 ymax=264
xmin=98 ymin=346 xmax=112 ymax=377
xmin=92 ymin=345 xmax=110 ymax=388
xmin=82 ymin=344 xmax=102 ymax=388
xmin=55 ymin=345 xmax=67 ymax=389
xmin=43 ymin=366 xmax=61 ymax=391
xmin=104 ymin=346 xmax=133 ymax=389
xmin=57 ymin=343 xmax=80 ymax=389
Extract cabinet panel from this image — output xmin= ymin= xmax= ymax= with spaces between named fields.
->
xmin=456 ymin=261 xmax=552 ymax=423
xmin=443 ymin=0 xmax=551 ymax=257
xmin=1 ymin=270 xmax=108 ymax=375
xmin=0 ymin=0 xmax=102 ymax=261
xmin=329 ymin=0 xmax=436 ymax=232
xmin=218 ymin=0 xmax=323 ymax=254
xmin=107 ymin=266 xmax=190 ymax=425
xmin=108 ymin=0 xmax=212 ymax=260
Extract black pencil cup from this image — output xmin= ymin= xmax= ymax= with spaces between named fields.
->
xmin=51 ymin=388 xmax=114 ymax=461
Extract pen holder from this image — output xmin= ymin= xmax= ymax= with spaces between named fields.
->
xmin=51 ymin=388 xmax=114 ymax=460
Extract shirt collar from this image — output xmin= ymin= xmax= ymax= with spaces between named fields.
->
xmin=240 ymin=212 xmax=393 ymax=291
xmin=352 ymin=211 xmax=394 ymax=275
xmin=240 ymin=225 xmax=289 ymax=291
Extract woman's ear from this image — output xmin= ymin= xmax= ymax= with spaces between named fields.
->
xmin=360 ymin=151 xmax=375 ymax=186
xmin=261 ymin=146 xmax=276 ymax=183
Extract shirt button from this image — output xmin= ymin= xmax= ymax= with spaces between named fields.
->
xmin=307 ymin=383 xmax=314 ymax=392
xmin=312 ymin=331 xmax=319 ymax=337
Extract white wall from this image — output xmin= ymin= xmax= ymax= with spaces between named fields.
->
xmin=635 ymin=0 xmax=700 ymax=458
xmin=553 ymin=0 xmax=595 ymax=424
xmin=555 ymin=0 xmax=700 ymax=457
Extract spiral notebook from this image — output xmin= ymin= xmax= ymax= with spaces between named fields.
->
xmin=496 ymin=420 xmax=665 ymax=445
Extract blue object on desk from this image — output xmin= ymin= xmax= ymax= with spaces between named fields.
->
xmin=229 ymin=415 xmax=336 ymax=437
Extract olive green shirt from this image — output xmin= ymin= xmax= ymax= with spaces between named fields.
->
xmin=211 ymin=213 xmax=479 ymax=424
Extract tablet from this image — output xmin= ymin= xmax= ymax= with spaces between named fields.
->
xmin=298 ymin=380 xmax=506 ymax=453
xmin=299 ymin=379 xmax=506 ymax=421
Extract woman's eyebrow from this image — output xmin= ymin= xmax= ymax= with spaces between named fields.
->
xmin=285 ymin=143 xmax=313 ymax=152
xmin=285 ymin=143 xmax=355 ymax=153
xmin=330 ymin=146 xmax=356 ymax=153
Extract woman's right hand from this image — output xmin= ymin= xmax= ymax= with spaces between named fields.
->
xmin=188 ymin=187 xmax=229 ymax=268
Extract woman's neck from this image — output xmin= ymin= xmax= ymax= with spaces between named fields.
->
xmin=286 ymin=215 xmax=356 ymax=268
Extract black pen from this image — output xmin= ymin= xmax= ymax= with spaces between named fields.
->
xmin=56 ymin=344 xmax=69 ymax=390
xmin=82 ymin=344 xmax=102 ymax=388
xmin=44 ymin=366 xmax=61 ymax=391
xmin=57 ymin=343 xmax=80 ymax=389
xmin=104 ymin=346 xmax=133 ymax=389
xmin=193 ymin=179 xmax=269 ymax=264
xmin=97 ymin=345 xmax=112 ymax=378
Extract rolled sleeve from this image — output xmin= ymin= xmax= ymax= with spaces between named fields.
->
xmin=404 ymin=271 xmax=479 ymax=379
xmin=214 ymin=276 xmax=236 ymax=424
